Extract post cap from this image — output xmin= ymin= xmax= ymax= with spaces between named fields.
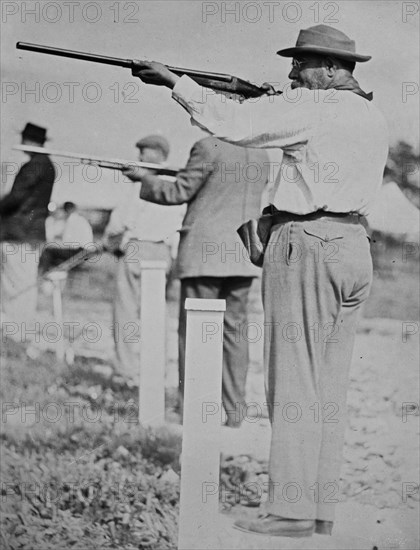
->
xmin=45 ymin=271 xmax=68 ymax=281
xmin=139 ymin=261 xmax=168 ymax=270
xmin=184 ymin=298 xmax=226 ymax=312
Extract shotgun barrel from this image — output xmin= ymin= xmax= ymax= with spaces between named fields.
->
xmin=16 ymin=42 xmax=133 ymax=68
xmin=16 ymin=41 xmax=269 ymax=98
xmin=13 ymin=145 xmax=179 ymax=177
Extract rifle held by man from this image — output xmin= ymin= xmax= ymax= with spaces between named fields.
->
xmin=16 ymin=42 xmax=269 ymax=99
xmin=13 ymin=145 xmax=179 ymax=177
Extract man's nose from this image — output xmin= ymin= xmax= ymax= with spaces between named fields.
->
xmin=288 ymin=66 xmax=298 ymax=80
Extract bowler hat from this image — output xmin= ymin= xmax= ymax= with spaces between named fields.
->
xmin=277 ymin=25 xmax=371 ymax=63
xmin=21 ymin=122 xmax=48 ymax=143
xmin=136 ymin=135 xmax=170 ymax=159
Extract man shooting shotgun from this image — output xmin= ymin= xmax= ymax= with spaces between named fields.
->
xmin=125 ymin=25 xmax=388 ymax=539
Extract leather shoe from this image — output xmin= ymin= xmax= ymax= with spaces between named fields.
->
xmin=233 ymin=513 xmax=315 ymax=537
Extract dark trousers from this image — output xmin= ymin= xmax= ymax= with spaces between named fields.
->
xmin=178 ymin=276 xmax=254 ymax=426
xmin=39 ymin=246 xmax=83 ymax=274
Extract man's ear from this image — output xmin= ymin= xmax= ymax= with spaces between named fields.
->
xmin=324 ymin=57 xmax=337 ymax=78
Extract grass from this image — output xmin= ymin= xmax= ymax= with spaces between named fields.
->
xmin=365 ymin=234 xmax=419 ymax=320
xmin=1 ymin=343 xmax=181 ymax=549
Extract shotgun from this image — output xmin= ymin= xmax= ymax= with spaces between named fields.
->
xmin=16 ymin=42 xmax=270 ymax=99
xmin=13 ymin=145 xmax=179 ymax=177
xmin=41 ymin=243 xmax=106 ymax=277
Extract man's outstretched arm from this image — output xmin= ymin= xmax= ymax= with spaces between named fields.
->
xmin=140 ymin=140 xmax=214 ymax=205
xmin=131 ymin=61 xmax=311 ymax=149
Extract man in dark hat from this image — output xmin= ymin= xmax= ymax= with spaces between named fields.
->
xmin=129 ymin=25 xmax=389 ymax=537
xmin=1 ymin=123 xmax=56 ymax=340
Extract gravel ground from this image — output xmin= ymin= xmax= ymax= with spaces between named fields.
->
xmin=217 ymin=318 xmax=419 ymax=549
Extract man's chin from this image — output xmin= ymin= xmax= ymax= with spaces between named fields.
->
xmin=290 ymin=81 xmax=303 ymax=89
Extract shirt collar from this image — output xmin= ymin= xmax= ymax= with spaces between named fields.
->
xmin=327 ymin=74 xmax=373 ymax=101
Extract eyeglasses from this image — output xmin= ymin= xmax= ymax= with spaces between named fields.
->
xmin=291 ymin=58 xmax=309 ymax=70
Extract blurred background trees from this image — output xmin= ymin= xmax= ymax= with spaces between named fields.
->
xmin=387 ymin=141 xmax=420 ymax=208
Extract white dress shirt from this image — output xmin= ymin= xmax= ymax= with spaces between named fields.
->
xmin=62 ymin=212 xmax=94 ymax=248
xmin=105 ymin=180 xmax=185 ymax=245
xmin=172 ymin=76 xmax=389 ymax=216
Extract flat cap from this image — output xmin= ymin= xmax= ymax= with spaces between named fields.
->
xmin=135 ymin=135 xmax=170 ymax=159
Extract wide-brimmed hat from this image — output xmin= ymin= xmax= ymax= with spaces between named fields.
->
xmin=21 ymin=122 xmax=49 ymax=143
xmin=277 ymin=25 xmax=371 ymax=63
xmin=136 ymin=135 xmax=170 ymax=159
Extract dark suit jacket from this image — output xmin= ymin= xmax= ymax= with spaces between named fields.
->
xmin=140 ymin=137 xmax=269 ymax=278
xmin=0 ymin=154 xmax=55 ymax=243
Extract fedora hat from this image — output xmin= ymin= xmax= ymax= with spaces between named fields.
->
xmin=277 ymin=25 xmax=371 ymax=63
xmin=21 ymin=122 xmax=49 ymax=143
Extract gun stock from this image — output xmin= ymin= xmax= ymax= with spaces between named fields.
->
xmin=16 ymin=42 xmax=269 ymax=98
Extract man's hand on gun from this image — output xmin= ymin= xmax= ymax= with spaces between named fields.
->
xmin=131 ymin=60 xmax=180 ymax=89
xmin=260 ymin=82 xmax=279 ymax=96
xmin=121 ymin=164 xmax=149 ymax=182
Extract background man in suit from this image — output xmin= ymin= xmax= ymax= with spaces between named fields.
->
xmin=124 ymin=137 xmax=269 ymax=425
xmin=1 ymin=123 xmax=56 ymax=342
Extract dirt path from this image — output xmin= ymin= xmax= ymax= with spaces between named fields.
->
xmin=217 ymin=319 xmax=419 ymax=549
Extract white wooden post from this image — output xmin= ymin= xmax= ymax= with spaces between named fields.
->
xmin=48 ymin=271 xmax=67 ymax=362
xmin=178 ymin=298 xmax=226 ymax=550
xmin=138 ymin=260 xmax=167 ymax=427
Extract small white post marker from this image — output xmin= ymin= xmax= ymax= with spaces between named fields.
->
xmin=48 ymin=270 xmax=67 ymax=362
xmin=138 ymin=260 xmax=167 ymax=427
xmin=178 ymin=298 xmax=226 ymax=550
